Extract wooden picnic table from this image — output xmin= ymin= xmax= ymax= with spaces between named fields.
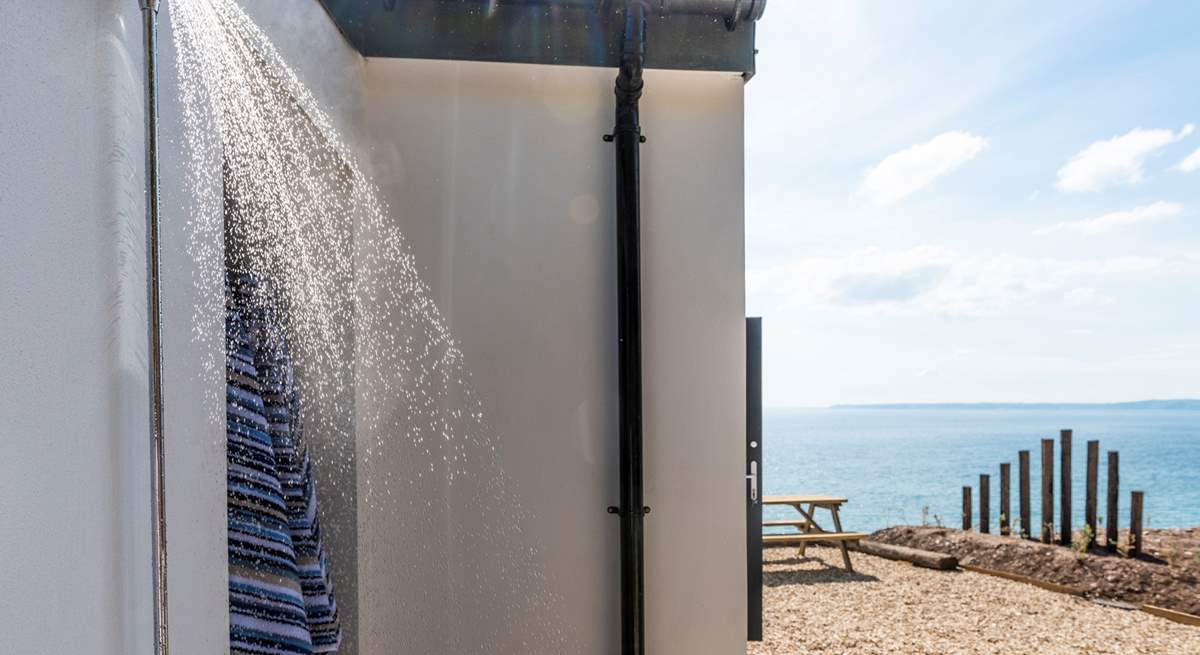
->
xmin=763 ymin=495 xmax=867 ymax=571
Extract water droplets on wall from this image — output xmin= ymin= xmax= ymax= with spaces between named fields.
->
xmin=170 ymin=0 xmax=570 ymax=650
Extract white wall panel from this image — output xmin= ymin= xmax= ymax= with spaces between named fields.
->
xmin=640 ymin=70 xmax=747 ymax=655
xmin=2 ymin=3 xmax=160 ymax=653
xmin=360 ymin=58 xmax=746 ymax=655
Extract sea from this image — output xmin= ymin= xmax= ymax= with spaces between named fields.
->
xmin=762 ymin=408 xmax=1200 ymax=534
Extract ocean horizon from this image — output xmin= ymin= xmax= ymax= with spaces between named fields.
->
xmin=763 ymin=406 xmax=1200 ymax=534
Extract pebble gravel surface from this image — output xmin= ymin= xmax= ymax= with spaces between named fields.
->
xmin=748 ymin=545 xmax=1200 ymax=655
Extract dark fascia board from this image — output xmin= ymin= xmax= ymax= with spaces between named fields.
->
xmin=317 ymin=0 xmax=757 ymax=78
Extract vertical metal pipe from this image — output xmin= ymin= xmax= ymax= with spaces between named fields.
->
xmin=613 ymin=2 xmax=647 ymax=654
xmin=139 ymin=1 xmax=169 ymax=654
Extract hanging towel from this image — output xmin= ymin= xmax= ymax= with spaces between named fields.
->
xmin=226 ymin=274 xmax=342 ymax=655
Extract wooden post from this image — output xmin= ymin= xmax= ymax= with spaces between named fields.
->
xmin=1106 ymin=451 xmax=1119 ymax=552
xmin=979 ymin=474 xmax=991 ymax=533
xmin=1041 ymin=439 xmax=1054 ymax=543
xmin=1085 ymin=440 xmax=1099 ymax=547
xmin=1130 ymin=490 xmax=1144 ymax=557
xmin=1019 ymin=450 xmax=1031 ymax=539
xmin=1060 ymin=429 xmax=1072 ymax=546
xmin=999 ymin=463 xmax=1011 ymax=536
xmin=962 ymin=486 xmax=972 ymax=531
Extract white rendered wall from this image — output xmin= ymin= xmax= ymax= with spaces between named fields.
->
xmin=639 ymin=71 xmax=747 ymax=655
xmin=360 ymin=59 xmax=747 ymax=655
xmin=1 ymin=3 xmax=150 ymax=653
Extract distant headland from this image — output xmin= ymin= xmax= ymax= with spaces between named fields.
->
xmin=831 ymin=399 xmax=1200 ymax=410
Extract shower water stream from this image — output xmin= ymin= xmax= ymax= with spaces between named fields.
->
xmin=170 ymin=0 xmax=568 ymax=650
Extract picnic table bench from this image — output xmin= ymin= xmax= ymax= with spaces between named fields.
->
xmin=763 ymin=495 xmax=868 ymax=571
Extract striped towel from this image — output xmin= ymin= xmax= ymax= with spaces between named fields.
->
xmin=226 ymin=274 xmax=341 ymax=654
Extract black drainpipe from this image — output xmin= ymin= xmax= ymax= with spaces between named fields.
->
xmin=603 ymin=2 xmax=765 ymax=653
xmin=608 ymin=2 xmax=648 ymax=654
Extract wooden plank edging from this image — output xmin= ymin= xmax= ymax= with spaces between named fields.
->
xmin=958 ymin=564 xmax=1085 ymax=596
xmin=1140 ymin=604 xmax=1200 ymax=628
xmin=961 ymin=565 xmax=1200 ymax=628
xmin=764 ymin=538 xmax=1200 ymax=628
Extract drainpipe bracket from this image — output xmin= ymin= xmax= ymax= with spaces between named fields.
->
xmin=606 ymin=506 xmax=652 ymax=516
xmin=604 ymin=132 xmax=647 ymax=143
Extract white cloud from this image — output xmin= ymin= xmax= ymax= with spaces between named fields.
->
xmin=748 ymin=245 xmax=1163 ymax=317
xmin=859 ymin=132 xmax=989 ymax=205
xmin=1065 ymin=287 xmax=1116 ymax=307
xmin=1056 ymin=124 xmax=1194 ymax=192
xmin=1034 ymin=201 xmax=1183 ymax=236
xmin=1176 ymin=147 xmax=1200 ymax=173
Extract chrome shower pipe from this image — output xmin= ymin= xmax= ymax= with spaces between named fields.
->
xmin=138 ymin=0 xmax=169 ymax=654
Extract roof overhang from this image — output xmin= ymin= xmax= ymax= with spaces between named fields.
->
xmin=317 ymin=0 xmax=764 ymax=78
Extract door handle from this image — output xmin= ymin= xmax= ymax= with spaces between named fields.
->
xmin=747 ymin=460 xmax=758 ymax=503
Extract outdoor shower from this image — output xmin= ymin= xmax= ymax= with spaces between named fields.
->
xmin=136 ymin=1 xmax=763 ymax=654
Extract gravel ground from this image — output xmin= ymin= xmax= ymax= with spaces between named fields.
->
xmin=748 ymin=545 xmax=1200 ymax=655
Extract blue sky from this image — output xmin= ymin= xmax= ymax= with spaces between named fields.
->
xmin=745 ymin=1 xmax=1200 ymax=407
